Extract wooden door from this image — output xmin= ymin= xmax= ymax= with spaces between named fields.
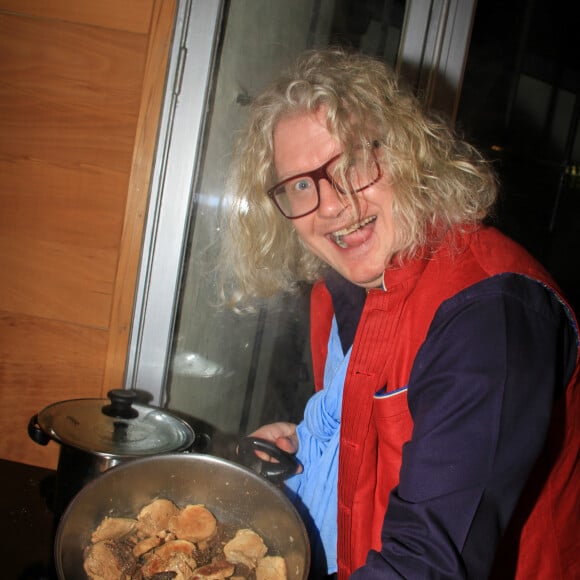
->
xmin=0 ymin=0 xmax=176 ymax=468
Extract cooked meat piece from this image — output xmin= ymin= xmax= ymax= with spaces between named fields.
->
xmin=143 ymin=552 xmax=196 ymax=580
xmin=191 ymin=558 xmax=236 ymax=579
xmin=169 ymin=504 xmax=217 ymax=542
xmin=83 ymin=539 xmax=137 ymax=580
xmin=256 ymin=556 xmax=287 ymax=580
xmin=223 ymin=529 xmax=268 ymax=569
xmin=162 ymin=552 xmax=197 ymax=580
xmin=141 ymin=539 xmax=197 ymax=577
xmin=148 ymin=539 xmax=197 ymax=560
xmin=133 ymin=534 xmax=162 ymax=558
xmin=197 ymin=539 xmax=210 ymax=551
xmin=90 ymin=516 xmax=138 ymax=543
xmin=85 ymin=501 xmax=289 ymax=580
xmin=137 ymin=498 xmax=181 ymax=537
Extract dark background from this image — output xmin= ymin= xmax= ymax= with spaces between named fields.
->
xmin=456 ymin=0 xmax=579 ymax=313
xmin=330 ymin=0 xmax=580 ymax=312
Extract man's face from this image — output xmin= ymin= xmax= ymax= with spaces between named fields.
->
xmin=272 ymin=109 xmax=397 ymax=288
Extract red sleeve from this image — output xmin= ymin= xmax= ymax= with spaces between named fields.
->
xmin=310 ymin=280 xmax=334 ymax=392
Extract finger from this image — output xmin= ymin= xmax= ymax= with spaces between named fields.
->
xmin=275 ymin=435 xmax=298 ymax=454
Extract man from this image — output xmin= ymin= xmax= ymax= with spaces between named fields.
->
xmin=221 ymin=48 xmax=579 ymax=578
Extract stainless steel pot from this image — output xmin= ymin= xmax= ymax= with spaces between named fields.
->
xmin=28 ymin=389 xmax=196 ymax=515
xmin=55 ymin=452 xmax=311 ymax=579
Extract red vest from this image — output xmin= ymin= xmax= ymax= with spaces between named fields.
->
xmin=310 ymin=227 xmax=579 ymax=579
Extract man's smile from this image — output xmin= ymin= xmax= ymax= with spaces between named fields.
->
xmin=329 ymin=215 xmax=377 ymax=248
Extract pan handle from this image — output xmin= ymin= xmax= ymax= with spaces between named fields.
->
xmin=28 ymin=414 xmax=50 ymax=446
xmin=237 ymin=436 xmax=300 ymax=484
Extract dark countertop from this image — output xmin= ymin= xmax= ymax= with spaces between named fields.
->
xmin=0 ymin=459 xmax=58 ymax=580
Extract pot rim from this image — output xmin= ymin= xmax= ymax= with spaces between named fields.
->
xmin=34 ymin=396 xmax=195 ymax=457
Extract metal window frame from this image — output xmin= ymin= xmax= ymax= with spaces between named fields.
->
xmin=124 ymin=0 xmax=225 ymax=405
xmin=398 ymin=0 xmax=477 ymax=122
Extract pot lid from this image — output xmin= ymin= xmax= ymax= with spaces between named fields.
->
xmin=36 ymin=390 xmax=195 ymax=458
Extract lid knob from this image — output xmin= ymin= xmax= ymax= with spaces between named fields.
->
xmin=102 ymin=389 xmax=139 ymax=419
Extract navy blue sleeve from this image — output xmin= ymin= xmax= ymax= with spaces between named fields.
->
xmin=351 ymin=274 xmax=577 ymax=579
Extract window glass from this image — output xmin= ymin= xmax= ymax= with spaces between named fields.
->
xmin=165 ymin=0 xmax=406 ymax=457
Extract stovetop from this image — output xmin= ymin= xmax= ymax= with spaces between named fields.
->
xmin=0 ymin=458 xmax=58 ymax=579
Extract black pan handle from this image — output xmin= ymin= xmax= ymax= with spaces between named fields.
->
xmin=190 ymin=431 xmax=212 ymax=453
xmin=237 ymin=436 xmax=300 ymax=484
xmin=28 ymin=414 xmax=50 ymax=446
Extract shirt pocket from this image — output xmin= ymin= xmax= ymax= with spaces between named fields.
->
xmin=373 ymin=385 xmax=409 ymax=419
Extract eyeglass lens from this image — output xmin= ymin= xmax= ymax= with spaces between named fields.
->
xmin=270 ymin=150 xmax=380 ymax=218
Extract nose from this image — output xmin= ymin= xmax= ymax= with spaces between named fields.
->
xmin=317 ymin=178 xmax=349 ymax=217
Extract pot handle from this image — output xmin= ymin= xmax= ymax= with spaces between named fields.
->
xmin=237 ymin=436 xmax=300 ymax=484
xmin=27 ymin=414 xmax=50 ymax=446
xmin=190 ymin=431 xmax=212 ymax=453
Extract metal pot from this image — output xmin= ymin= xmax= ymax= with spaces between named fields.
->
xmin=28 ymin=389 xmax=196 ymax=515
xmin=54 ymin=451 xmax=310 ymax=579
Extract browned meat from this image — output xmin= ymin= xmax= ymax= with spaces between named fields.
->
xmin=223 ymin=529 xmax=268 ymax=569
xmin=137 ymin=498 xmax=181 ymax=537
xmin=191 ymin=558 xmax=236 ymax=578
xmin=84 ymin=539 xmax=138 ymax=580
xmin=84 ymin=499 xmax=287 ymax=580
xmin=168 ymin=504 xmax=217 ymax=542
xmin=256 ymin=556 xmax=287 ymax=580
xmin=160 ymin=553 xmax=196 ymax=579
xmin=148 ymin=539 xmax=196 ymax=560
xmin=91 ymin=516 xmax=138 ymax=543
xmin=141 ymin=540 xmax=196 ymax=578
xmin=133 ymin=534 xmax=162 ymax=558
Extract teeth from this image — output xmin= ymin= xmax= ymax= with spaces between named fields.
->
xmin=332 ymin=216 xmax=376 ymax=247
xmin=334 ymin=216 xmax=376 ymax=236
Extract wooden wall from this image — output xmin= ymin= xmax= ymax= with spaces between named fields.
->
xmin=0 ymin=0 xmax=177 ymax=468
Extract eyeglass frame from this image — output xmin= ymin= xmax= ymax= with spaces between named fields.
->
xmin=266 ymin=146 xmax=383 ymax=220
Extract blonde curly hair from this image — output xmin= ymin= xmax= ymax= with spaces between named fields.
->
xmin=220 ymin=48 xmax=497 ymax=304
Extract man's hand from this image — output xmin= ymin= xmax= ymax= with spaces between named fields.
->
xmin=249 ymin=422 xmax=301 ymax=471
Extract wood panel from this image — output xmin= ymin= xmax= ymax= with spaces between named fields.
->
xmin=0 ymin=156 xmax=126 ymax=327
xmin=0 ymin=233 xmax=116 ymax=328
xmin=0 ymin=0 xmax=154 ymax=34
xmin=0 ymin=158 xmax=126 ymax=251
xmin=0 ymin=313 xmax=108 ymax=469
xmin=0 ymin=13 xmax=144 ymax=327
xmin=0 ymin=14 xmax=147 ymax=115
xmin=0 ymin=0 xmax=177 ymax=468
xmin=0 ymin=14 xmax=145 ymax=174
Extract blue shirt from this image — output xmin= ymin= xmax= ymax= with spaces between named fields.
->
xmin=285 ymin=317 xmax=349 ymax=575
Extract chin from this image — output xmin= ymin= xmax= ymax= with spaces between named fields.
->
xmin=341 ymin=271 xmax=383 ymax=288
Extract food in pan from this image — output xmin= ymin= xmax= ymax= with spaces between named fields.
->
xmin=83 ymin=498 xmax=287 ymax=580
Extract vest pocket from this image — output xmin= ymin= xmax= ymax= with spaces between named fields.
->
xmin=372 ymin=386 xmax=413 ymax=473
xmin=373 ymin=385 xmax=409 ymax=418
xmin=371 ymin=386 xmax=413 ymax=538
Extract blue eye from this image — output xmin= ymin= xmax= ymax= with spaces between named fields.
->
xmin=291 ymin=178 xmax=313 ymax=194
